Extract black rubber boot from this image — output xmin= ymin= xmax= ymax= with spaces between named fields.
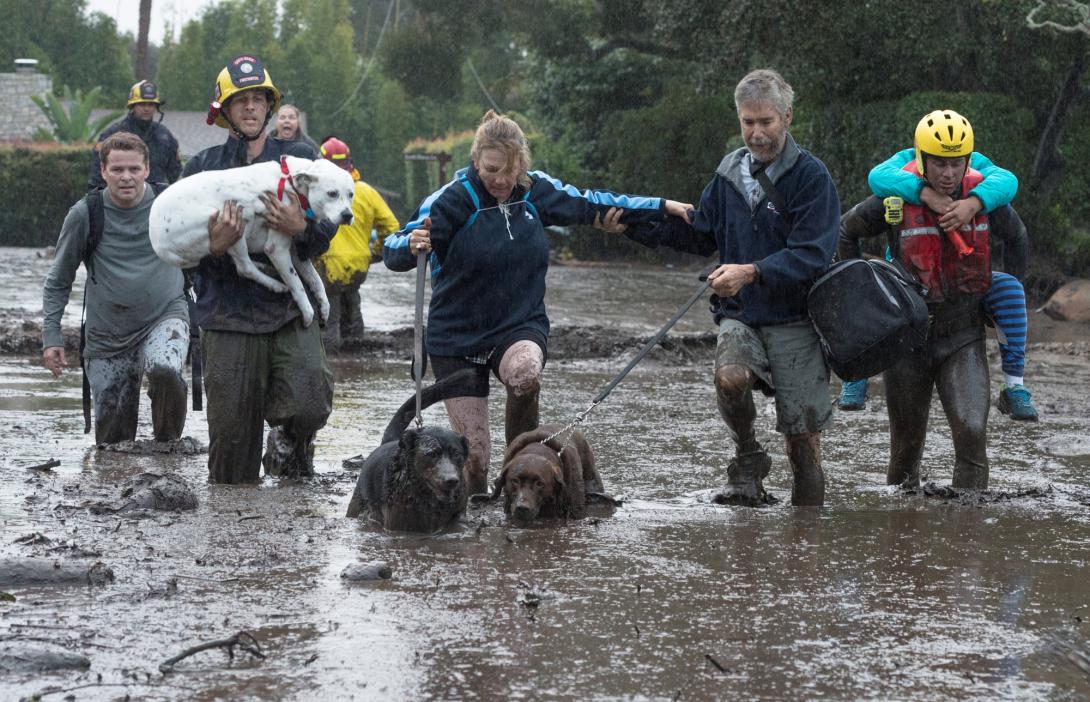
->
xmin=262 ymin=426 xmax=316 ymax=479
xmin=504 ymin=388 xmax=540 ymax=446
xmin=713 ymin=448 xmax=773 ymax=507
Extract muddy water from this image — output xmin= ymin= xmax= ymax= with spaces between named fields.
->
xmin=2 ymin=248 xmax=1090 ymax=700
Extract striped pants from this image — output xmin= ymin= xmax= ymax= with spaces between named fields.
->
xmin=984 ymin=271 xmax=1027 ymax=378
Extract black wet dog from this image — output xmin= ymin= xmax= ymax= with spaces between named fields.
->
xmin=345 ymin=369 xmax=488 ymax=532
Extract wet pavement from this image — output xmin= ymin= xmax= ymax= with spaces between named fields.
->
xmin=2 ymin=247 xmax=1090 ymax=700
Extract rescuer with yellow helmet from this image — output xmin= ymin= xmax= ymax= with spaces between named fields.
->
xmin=180 ymin=54 xmax=336 ymax=484
xmin=88 ymin=80 xmax=181 ymax=190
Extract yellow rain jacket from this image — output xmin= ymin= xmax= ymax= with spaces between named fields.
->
xmin=319 ymin=179 xmax=400 ymax=285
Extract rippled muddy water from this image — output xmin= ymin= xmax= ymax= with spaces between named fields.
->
xmin=2 ymin=247 xmax=1089 ymax=700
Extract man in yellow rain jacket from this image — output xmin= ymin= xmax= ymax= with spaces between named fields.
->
xmin=317 ymin=137 xmax=400 ymax=351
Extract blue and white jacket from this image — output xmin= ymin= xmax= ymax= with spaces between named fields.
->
xmin=385 ymin=163 xmax=666 ymax=357
xmin=626 ymin=134 xmax=840 ymax=327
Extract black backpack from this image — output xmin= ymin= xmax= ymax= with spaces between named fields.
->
xmin=807 ymin=257 xmax=929 ymax=381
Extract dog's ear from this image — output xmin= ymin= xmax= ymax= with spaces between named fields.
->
xmin=291 ymin=170 xmax=314 ymax=194
xmin=490 ymin=465 xmax=509 ymax=500
xmin=399 ymin=428 xmax=418 ymax=452
xmin=459 ymin=434 xmax=469 ymax=462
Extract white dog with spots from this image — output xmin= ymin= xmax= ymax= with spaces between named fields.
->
xmin=149 ymin=156 xmax=355 ymax=327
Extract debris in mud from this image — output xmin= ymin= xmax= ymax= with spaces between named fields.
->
xmin=134 ymin=577 xmax=179 ymax=602
xmin=1043 ymin=627 xmax=1090 ymax=677
xmin=0 ymin=558 xmax=114 ymax=587
xmin=0 ymin=643 xmax=91 ymax=673
xmin=907 ymin=482 xmax=1055 ymax=504
xmin=340 ymin=561 xmax=392 ymax=581
xmin=12 ymin=533 xmax=51 ymax=546
xmin=87 ymin=472 xmax=198 ymax=514
xmin=517 ymin=580 xmax=555 ymax=608
xmin=98 ymin=437 xmax=206 ymax=455
xmin=159 ymin=630 xmax=266 ymax=674
xmin=1039 ymin=434 xmax=1090 ymax=458
xmin=24 ymin=458 xmax=60 ymax=472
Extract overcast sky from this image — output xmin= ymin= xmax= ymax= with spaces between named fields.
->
xmin=85 ymin=0 xmax=216 ymax=46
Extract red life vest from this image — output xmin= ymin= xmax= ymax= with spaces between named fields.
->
xmin=897 ymin=162 xmax=991 ymax=302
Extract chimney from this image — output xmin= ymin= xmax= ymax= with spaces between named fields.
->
xmin=14 ymin=58 xmax=39 ymax=74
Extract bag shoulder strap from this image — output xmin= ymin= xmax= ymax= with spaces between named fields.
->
xmin=82 ymin=190 xmax=105 ymax=284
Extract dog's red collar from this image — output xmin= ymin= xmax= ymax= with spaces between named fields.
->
xmin=277 ymin=156 xmax=316 ymax=220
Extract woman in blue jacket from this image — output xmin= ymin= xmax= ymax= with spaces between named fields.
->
xmin=385 ymin=110 xmax=689 ymax=494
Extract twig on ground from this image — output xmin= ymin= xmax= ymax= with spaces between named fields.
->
xmin=238 ymin=515 xmax=265 ymax=523
xmin=159 ymin=630 xmax=265 ymax=673
xmin=26 ymin=458 xmax=60 ymax=471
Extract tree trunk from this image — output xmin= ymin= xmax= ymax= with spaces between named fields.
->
xmin=136 ymin=0 xmax=152 ymax=79
xmin=1032 ymin=50 xmax=1090 ymax=198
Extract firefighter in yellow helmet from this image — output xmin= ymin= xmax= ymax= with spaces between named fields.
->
xmin=88 ymin=80 xmax=181 ymax=190
xmin=181 ymin=55 xmax=336 ymax=483
xmin=317 ymin=137 xmax=400 ymax=352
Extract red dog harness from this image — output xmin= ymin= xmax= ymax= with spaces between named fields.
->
xmin=897 ymin=163 xmax=991 ymax=302
xmin=277 ymin=156 xmax=315 ymax=220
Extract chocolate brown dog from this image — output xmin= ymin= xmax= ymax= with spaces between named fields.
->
xmin=492 ymin=424 xmax=605 ymax=525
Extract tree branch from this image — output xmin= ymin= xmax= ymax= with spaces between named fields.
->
xmin=1027 ymin=0 xmax=1090 ymax=35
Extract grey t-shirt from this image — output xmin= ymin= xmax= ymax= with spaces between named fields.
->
xmin=42 ymin=186 xmax=189 ymax=358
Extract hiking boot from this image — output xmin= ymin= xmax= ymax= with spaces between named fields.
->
xmin=713 ymin=449 xmax=773 ymax=507
xmin=997 ymin=385 xmax=1039 ymax=422
xmin=837 ymin=379 xmax=868 ymax=411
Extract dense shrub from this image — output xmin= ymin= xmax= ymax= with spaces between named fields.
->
xmin=0 ymin=144 xmax=89 ymax=247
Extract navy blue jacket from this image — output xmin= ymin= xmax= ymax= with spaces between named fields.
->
xmin=182 ymin=136 xmax=338 ymax=334
xmin=627 ymin=135 xmax=840 ymax=327
xmin=89 ymin=113 xmax=182 ymax=190
xmin=385 ymin=163 xmax=666 ymax=357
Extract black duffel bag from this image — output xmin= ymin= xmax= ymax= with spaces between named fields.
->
xmin=807 ymin=258 xmax=929 ymax=381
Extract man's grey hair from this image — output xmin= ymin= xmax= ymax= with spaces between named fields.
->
xmin=734 ymin=69 xmax=794 ymax=117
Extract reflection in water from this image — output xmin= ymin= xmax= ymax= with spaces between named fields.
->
xmin=0 ymin=246 xmax=1089 ymax=699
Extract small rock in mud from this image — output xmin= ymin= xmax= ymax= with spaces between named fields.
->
xmin=98 ymin=437 xmax=206 ymax=455
xmin=1039 ymin=434 xmax=1090 ymax=458
xmin=340 ymin=561 xmax=392 ymax=581
xmin=0 ymin=558 xmax=114 ymax=588
xmin=88 ymin=472 xmax=198 ymax=514
xmin=0 ymin=643 xmax=90 ymax=673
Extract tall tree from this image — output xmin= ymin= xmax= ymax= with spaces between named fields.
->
xmin=136 ymin=0 xmax=152 ymax=79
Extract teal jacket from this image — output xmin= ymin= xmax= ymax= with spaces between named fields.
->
xmin=867 ymin=148 xmax=1017 ymax=213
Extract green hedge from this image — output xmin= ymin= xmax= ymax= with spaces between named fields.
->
xmin=0 ymin=144 xmax=90 ymax=247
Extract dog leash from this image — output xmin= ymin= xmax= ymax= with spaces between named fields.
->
xmin=412 ymin=219 xmax=432 ymax=427
xmin=543 ymin=272 xmax=713 ymax=448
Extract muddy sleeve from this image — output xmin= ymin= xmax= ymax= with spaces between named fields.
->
xmin=988 ymin=205 xmax=1029 ymax=279
xmin=384 ymin=185 xmax=468 ymax=272
xmin=42 ymin=203 xmax=89 ymax=349
xmin=838 ymin=196 xmax=887 ymax=261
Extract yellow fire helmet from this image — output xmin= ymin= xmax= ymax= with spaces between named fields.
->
xmin=914 ymin=109 xmax=974 ymax=174
xmin=207 ymin=54 xmax=282 ymax=129
xmin=126 ymin=80 xmax=162 ymax=107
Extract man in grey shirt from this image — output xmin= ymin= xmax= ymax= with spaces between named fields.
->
xmin=43 ymin=132 xmax=189 ymax=445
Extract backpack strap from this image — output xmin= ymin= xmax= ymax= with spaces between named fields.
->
xmin=752 ymin=163 xmax=793 ymax=229
xmin=79 ymin=190 xmax=105 ymax=434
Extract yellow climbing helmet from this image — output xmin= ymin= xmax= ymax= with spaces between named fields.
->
xmin=914 ymin=109 xmax=974 ymax=174
xmin=126 ymin=80 xmax=162 ymax=107
xmin=207 ymin=54 xmax=282 ymax=129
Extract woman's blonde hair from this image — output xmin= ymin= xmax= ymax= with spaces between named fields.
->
xmin=470 ymin=110 xmax=531 ymax=188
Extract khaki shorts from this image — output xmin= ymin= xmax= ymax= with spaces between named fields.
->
xmin=715 ymin=318 xmax=832 ymax=435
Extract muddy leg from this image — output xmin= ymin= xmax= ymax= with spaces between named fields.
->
xmin=143 ymin=318 xmax=189 ymax=442
xmin=445 ymin=396 xmax=490 ymax=495
xmin=342 ymin=276 xmax=365 ymax=340
xmin=785 ymin=432 xmax=824 ymax=506
xmin=320 ymin=275 xmax=343 ymax=353
xmin=263 ymin=319 xmax=333 ymax=479
xmin=498 ymin=341 xmax=543 ymax=445
xmin=713 ymin=364 xmax=770 ymax=505
xmin=883 ymin=354 xmax=934 ymax=488
xmin=936 ymin=339 xmax=990 ymax=490
xmin=202 ymin=330 xmax=268 ymax=484
xmin=86 ymin=350 xmax=141 ymax=445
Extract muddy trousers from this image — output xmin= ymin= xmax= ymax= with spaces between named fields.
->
xmin=883 ymin=332 xmax=990 ymax=489
xmin=85 ymin=317 xmax=189 ymax=445
xmin=202 ymin=319 xmax=333 ymax=484
xmin=321 ymin=274 xmax=365 ymax=353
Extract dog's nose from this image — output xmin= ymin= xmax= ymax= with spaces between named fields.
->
xmin=443 ymin=476 xmax=460 ymax=492
xmin=513 ymin=505 xmax=534 ymax=522
xmin=339 ymin=209 xmax=353 ymax=225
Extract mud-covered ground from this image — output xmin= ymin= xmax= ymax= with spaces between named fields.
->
xmin=2 ymin=247 xmax=1090 ymax=701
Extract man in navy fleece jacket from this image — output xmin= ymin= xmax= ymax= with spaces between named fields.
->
xmin=624 ymin=69 xmax=840 ymax=507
